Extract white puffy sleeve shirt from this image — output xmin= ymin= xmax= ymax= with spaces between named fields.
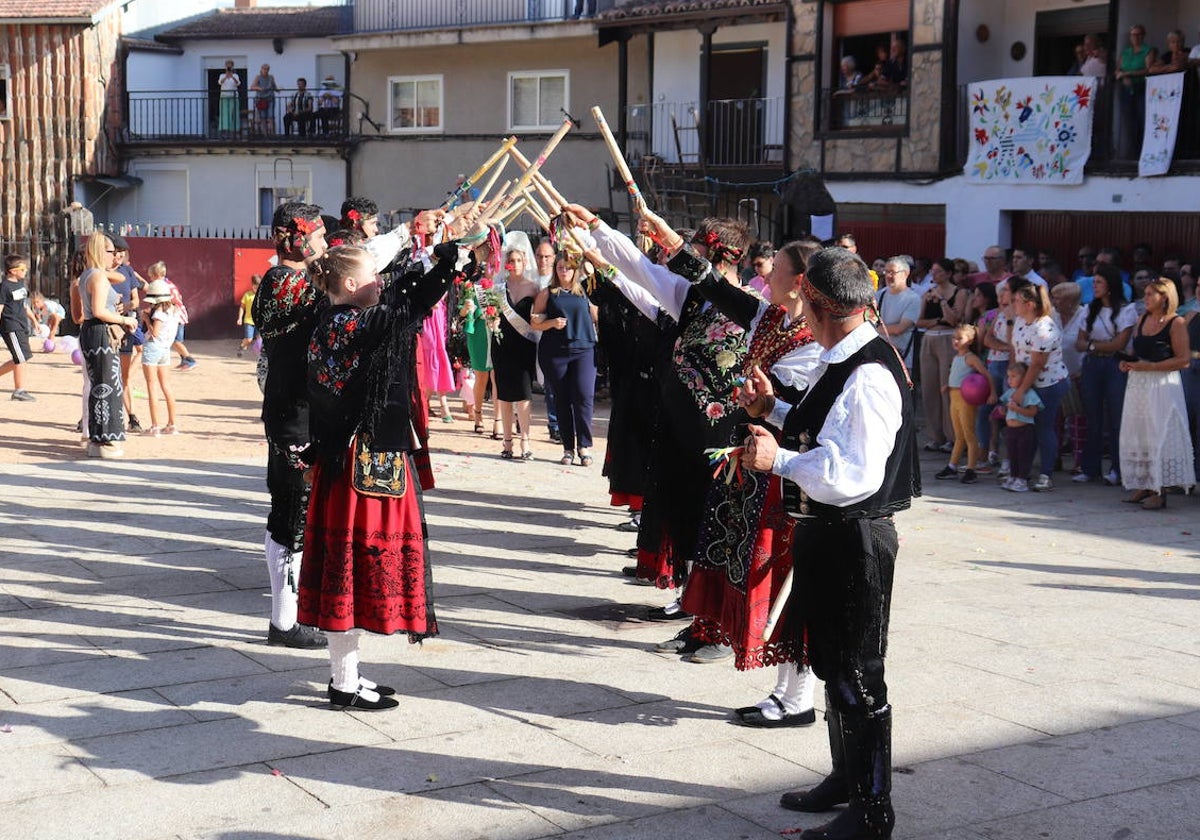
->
xmin=764 ymin=322 xmax=903 ymax=507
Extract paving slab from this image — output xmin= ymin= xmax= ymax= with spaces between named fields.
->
xmin=1 ymin=343 xmax=1199 ymax=838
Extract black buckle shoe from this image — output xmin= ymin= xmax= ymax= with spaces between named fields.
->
xmin=267 ymin=622 xmax=328 ymax=649
xmin=329 ymin=679 xmax=395 ymax=697
xmin=327 ymin=684 xmax=399 ymax=711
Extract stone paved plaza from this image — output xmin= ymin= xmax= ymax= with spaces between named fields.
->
xmin=1 ymin=344 xmax=1198 ymax=839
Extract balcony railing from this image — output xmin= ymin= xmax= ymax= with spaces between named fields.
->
xmin=820 ymin=88 xmax=909 ymax=133
xmin=353 ymin=0 xmax=616 ymax=33
xmin=124 ymin=90 xmax=351 ymax=144
xmin=624 ymin=97 xmax=785 ymax=168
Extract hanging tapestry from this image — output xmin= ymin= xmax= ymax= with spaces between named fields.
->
xmin=1138 ymin=71 xmax=1184 ymax=177
xmin=965 ymin=76 xmax=1096 ymax=185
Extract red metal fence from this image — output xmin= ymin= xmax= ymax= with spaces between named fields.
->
xmin=124 ymin=237 xmax=275 ymax=340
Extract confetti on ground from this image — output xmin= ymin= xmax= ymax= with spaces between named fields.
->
xmin=271 ymin=768 xmax=283 ymax=777
xmin=0 ymin=724 xmax=12 ymax=733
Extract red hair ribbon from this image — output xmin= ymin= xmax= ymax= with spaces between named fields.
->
xmin=691 ymin=229 xmax=744 ymax=265
xmin=800 ymin=275 xmax=867 ymax=318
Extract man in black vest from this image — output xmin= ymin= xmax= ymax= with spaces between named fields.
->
xmin=740 ymin=246 xmax=919 ymax=840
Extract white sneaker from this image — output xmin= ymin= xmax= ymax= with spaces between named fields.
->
xmin=1071 ymin=472 xmax=1092 ymax=483
xmin=1010 ymin=478 xmax=1029 ymax=493
xmin=1103 ymin=469 xmax=1121 ymax=486
xmin=1000 ymin=477 xmax=1014 ymax=491
xmin=1032 ymin=474 xmax=1053 ymax=492
xmin=997 ymin=459 xmax=1011 ymax=477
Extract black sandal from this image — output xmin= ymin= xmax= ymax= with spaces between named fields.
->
xmin=559 ymin=452 xmax=574 ymax=465
xmin=500 ymin=448 xmax=513 ymax=460
xmin=579 ymin=454 xmax=594 ymax=467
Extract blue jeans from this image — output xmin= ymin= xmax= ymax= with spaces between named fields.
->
xmin=1079 ymin=355 xmax=1127 ymax=479
xmin=539 ymin=344 xmax=596 ymax=452
xmin=977 ymin=359 xmax=1008 ymax=454
xmin=1032 ymin=378 xmax=1069 ymax=476
xmin=1182 ymin=361 xmax=1200 ymax=478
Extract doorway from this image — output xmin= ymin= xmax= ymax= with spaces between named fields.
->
xmin=1033 ymin=4 xmax=1110 ymax=76
xmin=207 ymin=66 xmax=248 ymax=136
xmin=707 ymin=45 xmax=766 ymax=165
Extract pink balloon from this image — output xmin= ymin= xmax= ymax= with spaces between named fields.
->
xmin=43 ymin=339 xmax=57 ymax=353
xmin=960 ymin=372 xmax=991 ymax=407
xmin=71 ymin=349 xmax=84 ymax=366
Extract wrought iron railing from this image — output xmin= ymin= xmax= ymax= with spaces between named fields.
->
xmin=125 ymin=89 xmax=350 ymax=142
xmin=820 ymin=88 xmax=909 ymax=132
xmin=352 ymin=0 xmax=616 ymax=33
xmin=624 ymin=97 xmax=785 ymax=168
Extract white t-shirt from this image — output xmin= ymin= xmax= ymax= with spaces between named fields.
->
xmin=148 ymin=308 xmax=180 ymax=352
xmin=988 ymin=313 xmax=1012 ymax=363
xmin=1054 ymin=307 xmax=1087 ymax=377
xmin=1012 ymin=316 xmax=1068 ymax=387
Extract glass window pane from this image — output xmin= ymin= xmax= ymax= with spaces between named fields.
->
xmin=538 ymin=76 xmax=565 ymax=126
xmin=392 ymin=80 xmax=415 ymax=129
xmin=512 ymin=76 xmax=538 ymax=126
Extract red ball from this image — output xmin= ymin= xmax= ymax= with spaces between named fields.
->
xmin=960 ymin=372 xmax=991 ymax=406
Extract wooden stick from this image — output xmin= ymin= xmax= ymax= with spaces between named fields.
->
xmin=509 ymin=146 xmax=567 ymax=212
xmin=473 ymin=180 xmax=513 ymax=226
xmin=498 ymin=197 xmax=529 ymax=229
xmin=442 ymin=136 xmax=518 ymax=210
xmin=591 ymin=105 xmax=646 ymax=213
xmin=501 ymin=118 xmax=573 ymax=206
xmin=474 ymin=156 xmax=509 ymax=206
xmin=521 ymin=193 xmax=552 ymax=232
xmin=761 ymin=568 xmax=793 ymax=641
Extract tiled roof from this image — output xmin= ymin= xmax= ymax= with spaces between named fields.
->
xmin=0 ymin=0 xmax=113 ymax=20
xmin=156 ymin=6 xmax=349 ymax=41
xmin=598 ymin=0 xmax=785 ymax=22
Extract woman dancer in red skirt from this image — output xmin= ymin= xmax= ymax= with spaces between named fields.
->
xmin=299 ymin=236 xmax=467 ymax=710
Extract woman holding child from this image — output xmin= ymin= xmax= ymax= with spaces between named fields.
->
xmin=1010 ymin=281 xmax=1069 ymax=491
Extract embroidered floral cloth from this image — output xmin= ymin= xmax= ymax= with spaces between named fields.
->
xmin=1139 ymin=71 xmax=1184 ymax=177
xmin=965 ymin=76 xmax=1096 ymax=185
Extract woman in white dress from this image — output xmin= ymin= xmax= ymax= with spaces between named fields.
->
xmin=1118 ymin=278 xmax=1195 ymax=509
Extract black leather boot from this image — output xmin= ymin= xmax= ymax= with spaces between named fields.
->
xmin=780 ymin=696 xmax=849 ymax=812
xmin=798 ymin=706 xmax=893 ymax=840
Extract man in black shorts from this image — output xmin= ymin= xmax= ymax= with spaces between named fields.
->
xmin=1 ymin=254 xmax=35 ymax=401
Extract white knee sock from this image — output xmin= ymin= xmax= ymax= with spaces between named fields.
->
xmin=265 ymin=534 xmax=299 ymax=631
xmin=783 ymin=662 xmax=816 ymax=713
xmin=327 ymin=630 xmax=362 ymax=693
xmin=757 ymin=662 xmax=816 ymax=718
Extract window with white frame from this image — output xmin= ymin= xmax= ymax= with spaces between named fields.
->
xmin=256 ymin=164 xmax=311 ymax=226
xmin=388 ymin=75 xmax=443 ymax=133
xmin=508 ymin=70 xmax=568 ymax=131
xmin=0 ymin=65 xmax=10 ymax=121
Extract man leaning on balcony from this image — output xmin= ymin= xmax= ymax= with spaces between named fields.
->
xmin=284 ymin=78 xmax=316 ymax=137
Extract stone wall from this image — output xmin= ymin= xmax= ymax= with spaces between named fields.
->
xmin=786 ymin=0 xmax=951 ymax=177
